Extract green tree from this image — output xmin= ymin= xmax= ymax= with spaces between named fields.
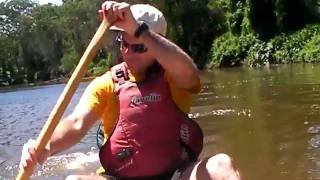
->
xmin=0 ymin=0 xmax=36 ymax=85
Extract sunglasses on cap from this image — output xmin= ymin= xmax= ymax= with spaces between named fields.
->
xmin=116 ymin=35 xmax=148 ymax=53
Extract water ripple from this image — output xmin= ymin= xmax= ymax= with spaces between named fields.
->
xmin=309 ymin=135 xmax=320 ymax=149
xmin=189 ymin=108 xmax=252 ymax=119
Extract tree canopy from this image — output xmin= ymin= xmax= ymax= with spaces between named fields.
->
xmin=1 ymin=0 xmax=320 ymax=86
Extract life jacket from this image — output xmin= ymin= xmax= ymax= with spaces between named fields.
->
xmin=99 ymin=62 xmax=203 ymax=178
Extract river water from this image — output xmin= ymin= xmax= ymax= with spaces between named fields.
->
xmin=1 ymin=64 xmax=320 ymax=180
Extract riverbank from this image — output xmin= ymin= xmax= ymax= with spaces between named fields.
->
xmin=0 ymin=76 xmax=96 ymax=93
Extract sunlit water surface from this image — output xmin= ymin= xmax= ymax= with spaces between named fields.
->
xmin=1 ymin=64 xmax=320 ymax=180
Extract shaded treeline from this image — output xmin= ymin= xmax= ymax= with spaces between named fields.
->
xmin=209 ymin=0 xmax=320 ymax=68
xmin=0 ymin=0 xmax=223 ymax=86
xmin=1 ymin=0 xmax=320 ymax=86
xmin=0 ymin=0 xmax=102 ymax=86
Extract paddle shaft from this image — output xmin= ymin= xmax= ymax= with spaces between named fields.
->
xmin=16 ymin=19 xmax=110 ymax=180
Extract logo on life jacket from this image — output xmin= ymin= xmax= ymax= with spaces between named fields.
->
xmin=130 ymin=93 xmax=161 ymax=106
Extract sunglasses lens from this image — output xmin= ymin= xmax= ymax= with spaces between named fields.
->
xmin=122 ymin=41 xmax=129 ymax=48
xmin=132 ymin=44 xmax=147 ymax=53
xmin=118 ymin=36 xmax=147 ymax=53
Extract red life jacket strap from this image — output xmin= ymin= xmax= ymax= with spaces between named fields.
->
xmin=111 ymin=63 xmax=130 ymax=93
xmin=111 ymin=63 xmax=129 ymax=84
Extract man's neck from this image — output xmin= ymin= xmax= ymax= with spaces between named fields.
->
xmin=124 ymin=62 xmax=147 ymax=81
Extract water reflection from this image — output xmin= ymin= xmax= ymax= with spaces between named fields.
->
xmin=195 ymin=64 xmax=320 ymax=180
xmin=0 ymin=82 xmax=100 ymax=179
xmin=1 ymin=64 xmax=320 ymax=179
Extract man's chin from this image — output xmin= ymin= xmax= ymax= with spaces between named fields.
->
xmin=124 ymin=62 xmax=141 ymax=73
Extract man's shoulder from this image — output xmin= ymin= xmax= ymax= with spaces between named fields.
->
xmin=94 ymin=71 xmax=113 ymax=82
xmin=76 ymin=71 xmax=114 ymax=116
xmin=87 ymin=71 xmax=114 ymax=93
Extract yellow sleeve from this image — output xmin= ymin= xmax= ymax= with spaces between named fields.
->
xmin=77 ymin=72 xmax=114 ymax=117
xmin=165 ymin=72 xmax=201 ymax=113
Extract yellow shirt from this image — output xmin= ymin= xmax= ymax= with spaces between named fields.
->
xmin=78 ymin=70 xmax=200 ymax=136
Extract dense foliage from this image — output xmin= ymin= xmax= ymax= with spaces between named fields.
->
xmin=209 ymin=0 xmax=320 ymax=67
xmin=0 ymin=0 xmax=223 ymax=86
xmin=0 ymin=0 xmax=101 ymax=86
xmin=1 ymin=0 xmax=320 ymax=86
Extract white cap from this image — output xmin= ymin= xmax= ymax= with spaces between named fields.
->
xmin=110 ymin=4 xmax=167 ymax=36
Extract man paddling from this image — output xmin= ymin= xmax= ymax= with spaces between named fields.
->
xmin=19 ymin=1 xmax=241 ymax=180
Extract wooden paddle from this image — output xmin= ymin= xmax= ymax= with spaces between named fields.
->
xmin=16 ymin=14 xmax=111 ymax=180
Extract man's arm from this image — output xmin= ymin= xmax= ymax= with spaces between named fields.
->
xmin=20 ymin=108 xmax=100 ymax=169
xmin=48 ymin=73 xmax=112 ymax=155
xmin=48 ymin=109 xmax=99 ymax=155
xmin=100 ymin=1 xmax=200 ymax=91
xmin=140 ymin=30 xmax=200 ymax=91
